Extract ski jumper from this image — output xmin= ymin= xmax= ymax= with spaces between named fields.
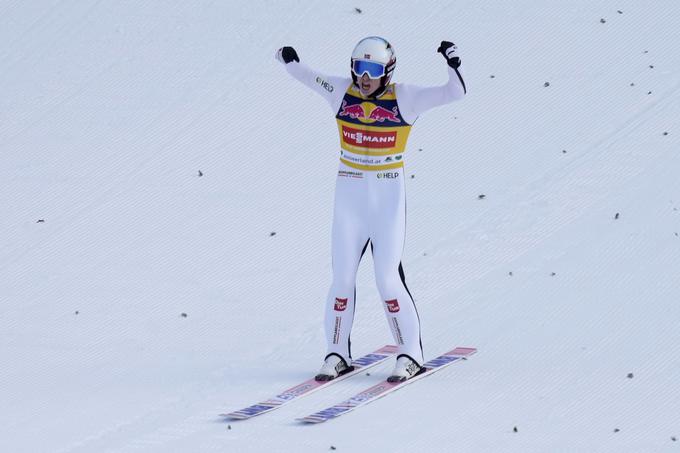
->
xmin=284 ymin=61 xmax=465 ymax=366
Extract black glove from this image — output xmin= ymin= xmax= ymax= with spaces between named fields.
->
xmin=277 ymin=46 xmax=299 ymax=64
xmin=437 ymin=41 xmax=461 ymax=69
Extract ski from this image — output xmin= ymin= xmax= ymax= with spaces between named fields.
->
xmin=297 ymin=346 xmax=477 ymax=424
xmin=221 ymin=345 xmax=398 ymax=420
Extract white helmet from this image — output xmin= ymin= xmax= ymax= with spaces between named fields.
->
xmin=350 ymin=36 xmax=396 ymax=96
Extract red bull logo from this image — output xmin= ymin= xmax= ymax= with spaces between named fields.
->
xmin=342 ymin=126 xmax=396 ymax=148
xmin=339 ymin=101 xmax=365 ymax=120
xmin=334 ymin=297 xmax=348 ymax=311
xmin=368 ymin=106 xmax=401 ymax=123
xmin=338 ymin=100 xmax=401 ymax=124
xmin=385 ymin=299 xmax=400 ymax=313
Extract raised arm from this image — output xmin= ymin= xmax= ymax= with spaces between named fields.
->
xmin=275 ymin=46 xmax=350 ymax=113
xmin=397 ymin=41 xmax=466 ymax=125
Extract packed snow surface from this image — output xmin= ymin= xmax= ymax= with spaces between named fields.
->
xmin=2 ymin=1 xmax=680 ymax=452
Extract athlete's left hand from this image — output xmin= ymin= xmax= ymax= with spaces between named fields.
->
xmin=437 ymin=41 xmax=461 ymax=69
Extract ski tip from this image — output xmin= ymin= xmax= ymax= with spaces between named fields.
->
xmin=376 ymin=344 xmax=399 ymax=354
xmin=449 ymin=347 xmax=477 ymax=356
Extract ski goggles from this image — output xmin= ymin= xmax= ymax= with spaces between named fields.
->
xmin=352 ymin=59 xmax=386 ymax=79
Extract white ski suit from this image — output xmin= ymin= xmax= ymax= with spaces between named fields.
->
xmin=281 ymin=59 xmax=465 ymax=366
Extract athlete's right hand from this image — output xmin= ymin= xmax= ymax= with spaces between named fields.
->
xmin=275 ymin=47 xmax=299 ymax=64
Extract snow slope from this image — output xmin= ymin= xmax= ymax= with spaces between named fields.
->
xmin=1 ymin=1 xmax=680 ymax=451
